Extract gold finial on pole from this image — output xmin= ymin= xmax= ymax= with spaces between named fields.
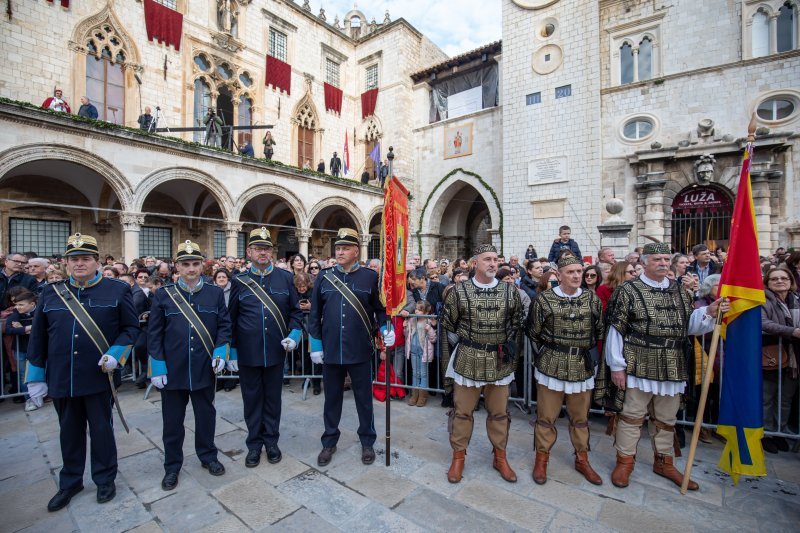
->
xmin=747 ymin=112 xmax=757 ymax=142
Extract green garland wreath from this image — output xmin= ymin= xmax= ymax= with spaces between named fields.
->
xmin=415 ymin=168 xmax=503 ymax=257
xmin=0 ymin=97 xmax=381 ymax=192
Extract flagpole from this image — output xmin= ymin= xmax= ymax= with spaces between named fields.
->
xmin=382 ymin=146 xmax=395 ymax=467
xmin=681 ymin=116 xmax=757 ymax=494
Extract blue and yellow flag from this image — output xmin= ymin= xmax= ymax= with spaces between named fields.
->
xmin=716 ymin=142 xmax=767 ymax=484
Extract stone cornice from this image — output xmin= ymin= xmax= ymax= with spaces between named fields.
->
xmin=0 ymin=101 xmax=382 ymax=197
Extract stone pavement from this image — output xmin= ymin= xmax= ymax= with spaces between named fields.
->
xmin=2 ymin=381 xmax=800 ymax=532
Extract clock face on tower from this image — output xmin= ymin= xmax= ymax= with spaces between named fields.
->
xmin=511 ymin=0 xmax=560 ymax=8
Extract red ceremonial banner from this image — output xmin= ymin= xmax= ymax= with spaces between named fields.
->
xmin=143 ymin=0 xmax=183 ymax=51
xmin=324 ymin=82 xmax=343 ymax=114
xmin=46 ymin=0 xmax=70 ymax=7
xmin=361 ymin=88 xmax=378 ymax=119
xmin=266 ymin=55 xmax=292 ymax=95
xmin=380 ymin=176 xmax=410 ymax=316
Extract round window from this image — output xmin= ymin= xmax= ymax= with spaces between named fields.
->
xmin=757 ymin=98 xmax=795 ymax=121
xmin=239 ymin=72 xmax=253 ymax=87
xmin=623 ymin=119 xmax=654 ymax=140
xmin=194 ymin=54 xmax=211 ymax=71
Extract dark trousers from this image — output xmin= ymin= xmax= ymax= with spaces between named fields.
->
xmin=322 ymin=360 xmax=375 ymax=448
xmin=52 ymin=390 xmax=117 ymax=490
xmin=239 ymin=364 xmax=283 ymax=451
xmin=161 ymin=386 xmax=217 ymax=473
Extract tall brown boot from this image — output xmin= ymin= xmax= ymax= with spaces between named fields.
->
xmin=611 ymin=453 xmax=636 ymax=488
xmin=532 ymin=451 xmax=549 ymax=485
xmin=406 ymin=388 xmax=419 ymax=406
xmin=492 ymin=448 xmax=517 ymax=483
xmin=416 ymin=390 xmax=429 ymax=407
xmin=653 ymin=453 xmax=699 ymax=491
xmin=574 ymin=451 xmax=603 ymax=485
xmin=447 ymin=450 xmax=466 ymax=483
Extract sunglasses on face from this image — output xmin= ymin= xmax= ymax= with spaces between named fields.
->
xmin=585 ymin=273 xmax=597 ymax=278
xmin=625 ymin=270 xmax=636 ymax=274
xmin=309 ymin=266 xmax=320 ymax=270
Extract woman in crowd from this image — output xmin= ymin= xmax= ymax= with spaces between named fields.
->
xmin=761 ymin=266 xmax=800 ymax=453
xmin=595 ymin=261 xmax=635 ymax=311
xmin=582 ymin=265 xmax=601 ymax=293
xmin=307 ymin=259 xmax=323 ymax=283
xmin=521 ymin=260 xmax=543 ymax=299
xmin=289 ymin=254 xmax=307 ymax=277
xmin=404 ymin=300 xmax=436 ymax=407
xmin=214 ymin=269 xmax=232 ymax=307
xmin=525 ymin=245 xmax=537 ymax=261
xmin=537 ymin=270 xmax=559 ymax=292
xmin=294 ymin=272 xmax=320 ymax=395
xmin=46 ymin=263 xmax=68 ymax=283
xmin=597 ymin=261 xmax=612 ymax=283
xmin=101 ymin=266 xmax=119 ymax=278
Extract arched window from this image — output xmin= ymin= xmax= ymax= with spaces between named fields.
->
xmin=638 ymin=36 xmax=653 ymax=81
xmin=86 ymin=47 xmax=125 ymax=124
xmin=363 ymin=118 xmax=381 ymax=180
xmin=193 ymin=78 xmax=211 ymax=142
xmin=777 ymin=2 xmax=796 ymax=52
xmin=296 ymin=103 xmax=316 ymax=168
xmin=237 ymin=96 xmax=253 ymax=146
xmin=752 ymin=10 xmax=770 ymax=57
xmin=620 ymin=42 xmax=634 ymax=84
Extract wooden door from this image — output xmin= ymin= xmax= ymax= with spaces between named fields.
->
xmin=297 ymin=126 xmax=314 ymax=168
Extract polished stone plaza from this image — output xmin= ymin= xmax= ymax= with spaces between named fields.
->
xmin=2 ymin=381 xmax=799 ymax=532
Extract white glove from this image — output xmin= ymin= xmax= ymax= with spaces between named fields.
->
xmin=226 ymin=359 xmax=239 ymax=372
xmin=382 ymin=330 xmax=396 ymax=348
xmin=281 ymin=337 xmax=297 ymax=352
xmin=99 ymin=355 xmax=118 ymax=373
xmin=27 ymin=381 xmax=48 ymax=400
xmin=151 ymin=375 xmax=167 ymax=389
xmin=211 ymin=357 xmax=225 ymax=374
xmin=310 ymin=351 xmax=324 ymax=364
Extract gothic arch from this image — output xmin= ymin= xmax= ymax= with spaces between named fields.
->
xmin=233 ymin=183 xmax=307 ymax=225
xmin=360 ymin=115 xmax=383 ymax=141
xmin=366 ymin=205 xmax=384 ymax=230
xmin=292 ymin=90 xmax=320 ymax=131
xmin=70 ymin=3 xmax=142 ymax=67
xmin=290 ymin=83 xmax=323 ymax=167
xmin=132 ymin=167 xmax=234 ymax=220
xmin=307 ymin=196 xmax=367 ymax=234
xmin=419 ymin=169 xmax=501 ymax=238
xmin=0 ymin=143 xmax=133 ymax=210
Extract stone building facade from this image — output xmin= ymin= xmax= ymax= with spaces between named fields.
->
xmin=0 ymin=0 xmax=446 ymax=260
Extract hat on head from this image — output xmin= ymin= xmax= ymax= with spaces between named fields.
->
xmin=65 ymin=233 xmax=99 ymax=256
xmin=176 ymin=240 xmax=203 ymax=262
xmin=643 ymin=242 xmax=671 ymax=255
xmin=557 ymin=255 xmax=582 ymax=269
xmin=248 ymin=227 xmax=273 ymax=247
xmin=334 ymin=228 xmax=359 ymax=247
xmin=473 ymin=243 xmax=497 ymax=256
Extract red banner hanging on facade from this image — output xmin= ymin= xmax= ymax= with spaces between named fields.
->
xmin=380 ymin=176 xmax=410 ymax=316
xmin=143 ymin=0 xmax=183 ymax=51
xmin=324 ymin=82 xmax=343 ymax=114
xmin=266 ymin=55 xmax=292 ymax=95
xmin=361 ymin=88 xmax=378 ymax=119
xmin=46 ymin=0 xmax=70 ymax=7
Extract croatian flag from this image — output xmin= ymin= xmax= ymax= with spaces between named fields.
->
xmin=343 ymin=132 xmax=350 ymax=176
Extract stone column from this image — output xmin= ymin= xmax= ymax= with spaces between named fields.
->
xmin=751 ymin=174 xmax=773 ymax=257
xmin=295 ymin=228 xmax=312 ymax=258
xmin=769 ymin=14 xmax=779 ymax=55
xmin=359 ymin=233 xmax=372 ymax=262
xmin=632 ymin=47 xmax=639 ymax=82
xmin=639 ymin=179 xmax=667 ymax=245
xmin=120 ymin=212 xmax=145 ymax=262
xmin=597 ymin=198 xmax=633 ymax=260
xmin=487 ymin=229 xmax=501 ymax=254
xmin=225 ymin=222 xmax=242 ymax=257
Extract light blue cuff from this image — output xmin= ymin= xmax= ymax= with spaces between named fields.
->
xmin=213 ymin=344 xmax=230 ymax=361
xmin=288 ymin=329 xmax=302 ymax=344
xmin=25 ymin=363 xmax=45 ymax=383
xmin=381 ymin=325 xmax=390 ymax=335
xmin=229 ymin=347 xmax=238 ymax=361
xmin=107 ymin=345 xmax=133 ymax=366
xmin=310 ymin=336 xmax=322 ymax=352
xmin=148 ymin=356 xmax=167 ymax=377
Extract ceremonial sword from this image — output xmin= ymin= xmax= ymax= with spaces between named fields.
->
xmin=103 ymin=356 xmax=130 ymax=433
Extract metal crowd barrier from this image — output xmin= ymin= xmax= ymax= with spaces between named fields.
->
xmin=0 ymin=334 xmax=27 ymax=402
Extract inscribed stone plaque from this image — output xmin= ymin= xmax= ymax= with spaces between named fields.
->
xmin=528 ymin=156 xmax=567 ymax=185
xmin=532 ymin=199 xmax=565 ymax=219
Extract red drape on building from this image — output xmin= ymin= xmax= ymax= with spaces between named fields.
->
xmin=323 ymin=82 xmax=343 ymax=114
xmin=143 ymin=0 xmax=183 ymax=51
xmin=361 ymin=88 xmax=378 ymax=119
xmin=265 ymin=55 xmax=292 ymax=95
xmin=46 ymin=0 xmax=70 ymax=7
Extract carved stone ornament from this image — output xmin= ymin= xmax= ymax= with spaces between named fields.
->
xmin=693 ymin=154 xmax=716 ymax=185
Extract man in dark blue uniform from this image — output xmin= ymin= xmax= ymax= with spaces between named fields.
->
xmin=26 ymin=233 xmax=139 ymax=511
xmin=148 ymin=240 xmax=231 ymax=490
xmin=308 ymin=228 xmax=395 ymax=466
xmin=227 ymin=228 xmax=303 ymax=467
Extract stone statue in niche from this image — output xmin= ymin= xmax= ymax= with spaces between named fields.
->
xmin=217 ymin=0 xmax=239 ymax=37
xmin=693 ymin=154 xmax=716 ymax=184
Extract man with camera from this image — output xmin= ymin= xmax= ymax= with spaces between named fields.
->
xmin=204 ymin=108 xmax=223 ymax=147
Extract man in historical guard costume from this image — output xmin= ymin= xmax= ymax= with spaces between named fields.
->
xmin=526 ymin=255 xmax=605 ymax=485
xmin=441 ymin=244 xmax=523 ymax=484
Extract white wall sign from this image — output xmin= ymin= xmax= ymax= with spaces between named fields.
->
xmin=528 ymin=156 xmax=568 ymax=185
xmin=447 ymin=86 xmax=482 ymax=119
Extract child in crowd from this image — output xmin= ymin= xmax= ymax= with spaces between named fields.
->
xmin=6 ymin=287 xmax=38 ymax=411
xmin=294 ymin=272 xmax=321 ymax=395
xmin=404 ymin=300 xmax=436 ymax=407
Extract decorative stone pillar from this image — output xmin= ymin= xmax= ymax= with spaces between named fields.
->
xmin=225 ymin=222 xmax=242 ymax=257
xmin=120 ymin=212 xmax=145 ymax=262
xmin=295 ymin=228 xmax=312 ymax=258
xmin=487 ymin=229 xmax=501 ymax=254
xmin=769 ymin=14 xmax=779 ymax=55
xmin=417 ymin=232 xmax=441 ymax=261
xmin=359 ymin=233 xmax=372 ymax=262
xmin=751 ymin=174 xmax=774 ymax=257
xmin=638 ymin=179 xmax=668 ymax=245
xmin=597 ymin=198 xmax=633 ymax=260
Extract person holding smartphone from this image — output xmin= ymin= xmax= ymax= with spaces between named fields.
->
xmin=295 ymin=273 xmax=320 ymax=395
